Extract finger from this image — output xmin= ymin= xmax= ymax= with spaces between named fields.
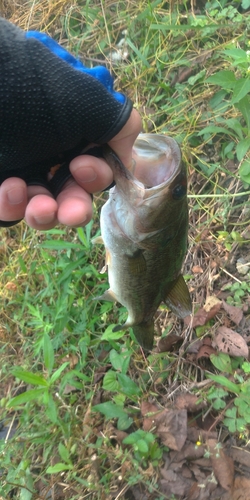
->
xmin=108 ymin=108 xmax=142 ymax=168
xmin=25 ymin=189 xmax=58 ymax=229
xmin=0 ymin=178 xmax=27 ymax=222
xmin=70 ymin=154 xmax=113 ymax=193
xmin=56 ymin=178 xmax=93 ymax=227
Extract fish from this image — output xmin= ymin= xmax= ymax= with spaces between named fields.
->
xmin=95 ymin=133 xmax=192 ymax=351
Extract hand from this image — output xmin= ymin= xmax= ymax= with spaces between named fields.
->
xmin=0 ymin=109 xmax=141 ymax=230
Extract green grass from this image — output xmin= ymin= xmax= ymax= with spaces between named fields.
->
xmin=1 ymin=0 xmax=250 ymax=498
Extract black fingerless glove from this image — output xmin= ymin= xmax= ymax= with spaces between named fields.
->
xmin=0 ymin=17 xmax=132 ymax=218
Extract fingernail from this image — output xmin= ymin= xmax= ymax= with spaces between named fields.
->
xmin=34 ymin=213 xmax=56 ymax=224
xmin=7 ymin=187 xmax=25 ymax=204
xmin=74 ymin=167 xmax=97 ymax=183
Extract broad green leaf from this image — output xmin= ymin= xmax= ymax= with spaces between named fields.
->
xmin=236 ymin=138 xmax=250 ymax=161
xmin=239 ymin=160 xmax=250 ymax=184
xmin=137 ymin=439 xmax=149 ymax=454
xmin=207 ymin=70 xmax=236 ymax=88
xmin=242 ymin=0 xmax=250 ymax=9
xmin=242 ymin=361 xmax=250 ymax=373
xmin=46 ymin=463 xmax=73 ymax=474
xmin=198 ymin=125 xmax=237 ymax=138
xmin=117 ymin=414 xmax=133 ymax=430
xmin=123 ymin=434 xmax=137 ymax=445
xmin=58 ymin=442 xmax=71 ymax=464
xmin=12 ymin=369 xmax=48 ymax=386
xmin=224 ymin=48 xmax=248 ymax=63
xmin=109 ymin=349 xmax=131 ymax=374
xmin=188 ymin=69 xmax=205 ymax=86
xmin=101 ymin=324 xmax=125 ymax=341
xmin=40 ymin=240 xmax=83 ymax=250
xmin=49 ymin=362 xmax=69 ymax=384
xmin=210 ymin=353 xmax=233 ymax=374
xmin=103 ymin=370 xmax=119 ymax=392
xmin=212 ymin=398 xmax=226 ymax=410
xmin=43 ymin=333 xmax=54 ymax=374
xmin=109 ymin=349 xmax=124 ymax=371
xmin=209 ymin=89 xmax=227 ymax=110
xmin=57 ymin=257 xmax=87 ymax=285
xmin=232 ymin=78 xmax=250 ymax=104
xmin=223 ymin=417 xmax=236 ymax=433
xmin=46 ymin=394 xmax=58 ymax=424
xmin=7 ymin=388 xmax=45 ymax=407
xmin=117 ymin=373 xmax=141 ymax=397
xmin=126 ymin=38 xmax=150 ymax=68
xmin=236 ymin=96 xmax=250 ymax=131
xmin=93 ymin=401 xmax=128 ymax=419
xmin=206 ymin=374 xmax=240 ymax=394
xmin=225 ymin=118 xmax=244 ymax=140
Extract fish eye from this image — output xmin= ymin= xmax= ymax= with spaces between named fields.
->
xmin=172 ymin=183 xmax=187 ymax=200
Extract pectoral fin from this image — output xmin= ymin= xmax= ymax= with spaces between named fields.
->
xmin=95 ymin=289 xmax=118 ymax=302
xmin=91 ymin=235 xmax=104 ymax=245
xmin=128 ymin=250 xmax=146 ymax=275
xmin=165 ymin=274 xmax=192 ymax=318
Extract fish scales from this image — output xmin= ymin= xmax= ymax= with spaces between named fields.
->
xmin=96 ymin=134 xmax=192 ymax=351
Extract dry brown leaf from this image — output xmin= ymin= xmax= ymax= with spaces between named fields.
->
xmin=204 ymin=296 xmax=222 ymax=312
xmin=197 ymin=343 xmax=217 ymax=360
xmin=155 ymin=409 xmax=187 ymax=451
xmin=185 ymin=301 xmax=221 ymax=328
xmin=192 ymin=265 xmax=204 ymax=274
xmin=61 ymin=353 xmax=79 ymax=369
xmin=170 ymin=441 xmax=205 ymax=461
xmin=156 ymin=333 xmax=183 ymax=353
xmin=213 ymin=326 xmax=249 ymax=358
xmin=175 ymin=393 xmax=206 ymax=412
xmin=230 ymin=448 xmax=250 ymax=468
xmin=222 ymin=301 xmax=243 ymax=326
xmin=93 ymin=365 xmax=110 ymax=384
xmin=232 ymin=475 xmax=250 ymax=500
xmin=106 ymin=424 xmax=128 ymax=444
xmin=141 ymin=401 xmax=159 ymax=416
xmin=160 ymin=469 xmax=193 ymax=498
xmin=207 ymin=439 xmax=234 ymax=492
xmin=141 ymin=401 xmax=164 ymax=431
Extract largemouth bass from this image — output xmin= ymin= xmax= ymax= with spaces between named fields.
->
xmin=97 ymin=134 xmax=192 ymax=351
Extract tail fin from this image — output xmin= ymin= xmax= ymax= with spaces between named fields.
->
xmin=132 ymin=321 xmax=154 ymax=352
xmin=112 ymin=321 xmax=154 ymax=352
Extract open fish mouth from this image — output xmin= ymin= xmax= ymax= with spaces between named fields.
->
xmin=130 ymin=134 xmax=182 ymax=188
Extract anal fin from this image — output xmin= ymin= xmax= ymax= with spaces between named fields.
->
xmin=165 ymin=274 xmax=192 ymax=318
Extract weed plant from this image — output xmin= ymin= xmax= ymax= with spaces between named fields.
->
xmin=1 ymin=0 xmax=250 ymax=498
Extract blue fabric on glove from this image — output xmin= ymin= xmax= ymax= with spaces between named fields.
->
xmin=25 ymin=31 xmax=125 ymax=104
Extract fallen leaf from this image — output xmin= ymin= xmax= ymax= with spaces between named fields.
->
xmin=204 ymin=296 xmax=222 ymax=312
xmin=222 ymin=301 xmax=243 ymax=326
xmin=230 ymin=447 xmax=250 ymax=468
xmin=160 ymin=471 xmax=193 ymax=498
xmin=141 ymin=401 xmax=163 ymax=432
xmin=192 ymin=265 xmax=204 ymax=274
xmin=106 ymin=424 xmax=128 ymax=444
xmin=156 ymin=333 xmax=183 ymax=353
xmin=207 ymin=439 xmax=234 ymax=492
xmin=61 ymin=354 xmax=79 ymax=369
xmin=93 ymin=365 xmax=111 ymax=384
xmin=185 ymin=301 xmax=221 ymax=328
xmin=213 ymin=326 xmax=249 ymax=359
xmin=197 ymin=343 xmax=217 ymax=360
xmin=175 ymin=393 xmax=206 ymax=412
xmin=155 ymin=409 xmax=187 ymax=451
